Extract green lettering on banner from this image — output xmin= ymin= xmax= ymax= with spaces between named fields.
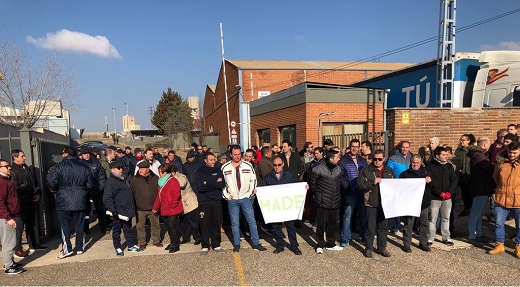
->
xmin=282 ymin=196 xmax=293 ymax=210
xmin=259 ymin=199 xmax=270 ymax=213
xmin=295 ymin=195 xmax=304 ymax=209
xmin=272 ymin=199 xmax=281 ymax=211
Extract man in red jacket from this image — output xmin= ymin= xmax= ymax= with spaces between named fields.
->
xmin=0 ymin=159 xmax=25 ymax=275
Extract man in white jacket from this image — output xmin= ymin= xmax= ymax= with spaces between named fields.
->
xmin=222 ymin=145 xmax=267 ymax=253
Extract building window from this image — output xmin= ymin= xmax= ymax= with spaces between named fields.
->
xmin=279 ymin=125 xmax=296 ymax=145
xmin=257 ymin=128 xmax=270 ymax=146
xmin=209 ymin=123 xmax=213 ymax=133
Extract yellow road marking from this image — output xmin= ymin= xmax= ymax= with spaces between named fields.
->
xmin=232 ymin=252 xmax=248 ymax=286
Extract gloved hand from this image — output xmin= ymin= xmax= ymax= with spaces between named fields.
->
xmin=444 ymin=192 xmax=452 ymax=199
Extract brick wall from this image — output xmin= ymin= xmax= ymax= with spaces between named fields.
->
xmin=251 ymin=102 xmax=384 ymax=149
xmin=386 ymin=107 xmax=520 ymax=154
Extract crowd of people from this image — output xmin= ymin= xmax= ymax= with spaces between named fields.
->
xmin=1 ymin=123 xmax=520 ymax=275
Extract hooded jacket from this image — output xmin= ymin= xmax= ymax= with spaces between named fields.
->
xmin=196 ymin=164 xmax=226 ymax=203
xmin=103 ymin=173 xmax=136 ymax=218
xmin=47 ymin=156 xmax=94 ymax=211
xmin=174 ymin=172 xmax=198 ymax=214
xmin=339 ymin=153 xmax=368 ymax=197
xmin=386 ymin=150 xmax=412 ymax=178
xmin=153 ymin=175 xmax=183 ymax=217
xmin=493 ymin=157 xmax=520 ymax=208
xmin=309 ymin=162 xmax=342 ymax=210
xmin=425 ymin=158 xmax=457 ymax=201
xmin=0 ymin=173 xmax=20 ymax=221
xmin=467 ymin=145 xmax=496 ymax=198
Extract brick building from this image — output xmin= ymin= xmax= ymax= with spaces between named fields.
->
xmin=203 ymin=60 xmax=412 ymax=150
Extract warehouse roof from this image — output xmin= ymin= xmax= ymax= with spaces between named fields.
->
xmin=226 ymin=59 xmax=413 ymax=71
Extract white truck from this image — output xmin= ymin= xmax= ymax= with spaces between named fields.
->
xmin=471 ymin=50 xmax=520 ymax=107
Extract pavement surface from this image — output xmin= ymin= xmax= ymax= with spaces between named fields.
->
xmin=1 ymin=201 xmax=520 ymax=286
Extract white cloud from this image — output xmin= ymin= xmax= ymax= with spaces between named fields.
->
xmin=294 ymin=35 xmax=306 ymax=42
xmin=26 ymin=29 xmax=122 ymax=59
xmin=479 ymin=41 xmax=520 ymax=51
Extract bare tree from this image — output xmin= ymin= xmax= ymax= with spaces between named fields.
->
xmin=0 ymin=41 xmax=78 ymax=128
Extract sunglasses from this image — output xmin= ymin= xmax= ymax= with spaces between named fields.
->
xmin=273 ymin=164 xmax=283 ymax=167
xmin=373 ymin=158 xmax=384 ymax=161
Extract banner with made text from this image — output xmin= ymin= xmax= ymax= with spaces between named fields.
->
xmin=379 ymin=178 xmax=425 ymax=219
xmin=256 ymin=182 xmax=308 ymax=224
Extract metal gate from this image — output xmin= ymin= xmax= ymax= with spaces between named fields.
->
xmin=323 ymin=131 xmax=388 ymax=158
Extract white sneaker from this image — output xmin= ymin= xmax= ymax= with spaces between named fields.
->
xmin=200 ymin=248 xmax=210 ymax=256
xmin=316 ymin=247 xmax=324 ymax=254
xmin=56 ymin=250 xmax=74 ymax=259
xmin=326 ymin=246 xmax=344 ymax=251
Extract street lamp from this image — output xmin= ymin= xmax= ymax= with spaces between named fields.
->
xmin=112 ymin=107 xmax=117 ymax=136
xmin=124 ymin=102 xmax=128 ymax=133
xmin=318 ymin=112 xmax=335 ymax=147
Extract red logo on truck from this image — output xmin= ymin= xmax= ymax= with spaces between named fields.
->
xmin=487 ymin=67 xmax=509 ymax=85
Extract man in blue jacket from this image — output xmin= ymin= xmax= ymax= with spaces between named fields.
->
xmin=196 ymin=152 xmax=226 ymax=256
xmin=339 ymin=139 xmax=368 ymax=247
xmin=79 ymin=146 xmax=107 ymax=235
xmin=260 ymin=156 xmax=303 ymax=255
xmin=47 ymin=147 xmax=94 ymax=259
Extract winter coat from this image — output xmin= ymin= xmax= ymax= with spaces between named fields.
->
xmin=153 ymin=175 xmax=183 ymax=216
xmin=174 ymin=173 xmax=198 ymax=214
xmin=182 ymin=161 xmax=200 ymax=192
xmin=399 ymin=167 xmax=432 ymax=210
xmin=425 ymin=159 xmax=457 ymax=201
xmin=10 ymin=163 xmax=38 ymax=204
xmin=386 ymin=150 xmax=412 ymax=178
xmin=339 ymin=153 xmax=368 ymax=197
xmin=455 ymin=146 xmax=471 ymax=185
xmin=488 ymin=139 xmax=504 ymax=165
xmin=47 ymin=156 xmax=94 ymax=211
xmin=196 ymin=164 xmax=226 ymax=203
xmin=281 ymin=152 xmax=304 ymax=180
xmin=130 ymin=173 xmax=159 ymax=211
xmin=467 ymin=145 xmax=496 ymax=198
xmin=261 ymin=170 xmax=298 ymax=186
xmin=255 ymin=156 xmax=274 ymax=185
xmin=99 ymin=156 xmax=111 ymax=178
xmin=493 ymin=158 xmax=520 ymax=208
xmin=103 ymin=173 xmax=136 ymax=218
xmin=309 ymin=162 xmax=342 ymax=210
xmin=0 ymin=173 xmax=20 ymax=220
xmin=357 ymin=165 xmax=395 ymax=208
xmin=80 ymin=157 xmax=107 ymax=197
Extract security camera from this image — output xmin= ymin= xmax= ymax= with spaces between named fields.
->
xmin=236 ymin=85 xmax=242 ymax=90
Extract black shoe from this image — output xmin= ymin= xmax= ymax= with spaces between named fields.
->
xmin=443 ymin=239 xmax=454 ymax=246
xmin=164 ymin=243 xmax=173 ymax=250
xmin=233 ymin=245 xmax=240 ymax=253
xmin=29 ymin=244 xmax=48 ymax=252
xmin=273 ymin=247 xmax=284 ymax=254
xmin=291 ymin=247 xmax=302 ymax=255
xmin=402 ymin=246 xmax=412 ymax=253
xmin=377 ymin=249 xmax=391 ymax=257
xmin=169 ymin=247 xmax=180 ymax=253
xmin=194 ymin=239 xmax=202 ymax=245
xmin=468 ymin=238 xmax=484 ymax=247
xmin=419 ymin=244 xmax=431 ymax=252
xmin=3 ymin=262 xmax=23 ymax=270
xmin=180 ymin=239 xmax=191 ymax=244
xmin=364 ymin=249 xmax=373 ymax=258
xmin=427 ymin=241 xmax=433 ymax=246
xmin=253 ymin=244 xmax=267 ymax=251
xmin=4 ymin=265 xmax=24 ymax=275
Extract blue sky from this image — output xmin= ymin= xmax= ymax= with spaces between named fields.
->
xmin=2 ymin=0 xmax=519 ymax=132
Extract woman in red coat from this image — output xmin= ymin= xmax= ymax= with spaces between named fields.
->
xmin=152 ymin=164 xmax=183 ymax=253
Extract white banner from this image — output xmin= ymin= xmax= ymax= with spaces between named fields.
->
xmin=256 ymin=182 xmax=308 ymax=224
xmin=379 ymin=178 xmax=425 ymax=218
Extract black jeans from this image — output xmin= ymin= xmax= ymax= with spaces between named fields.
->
xmin=272 ymin=220 xmax=298 ymax=249
xmin=365 ymin=206 xmax=388 ymax=251
xmin=199 ymin=202 xmax=223 ymax=249
xmin=315 ymin=207 xmax=339 ymax=248
xmin=112 ymin=218 xmax=134 ymax=249
xmin=84 ymin=193 xmax=107 ymax=232
xmin=16 ymin=202 xmax=37 ymax=250
xmin=180 ymin=209 xmax=201 ymax=241
xmin=163 ymin=215 xmax=181 ymax=249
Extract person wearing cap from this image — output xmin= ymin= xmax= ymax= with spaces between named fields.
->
xmin=134 ymin=148 xmax=143 ymax=161
xmin=116 ymin=149 xmax=134 ymax=181
xmin=104 ymin=161 xmax=142 ymax=256
xmin=182 ymin=150 xmax=200 ymax=193
xmin=79 ymin=146 xmax=108 ymax=235
xmin=130 ymin=160 xmax=161 ymax=250
xmin=47 ymin=147 xmax=95 ymax=259
xmin=135 ymin=148 xmax=161 ymax=177
xmin=124 ymin=146 xmax=132 ymax=158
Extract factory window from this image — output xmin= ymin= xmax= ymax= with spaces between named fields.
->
xmin=279 ymin=125 xmax=296 ymax=145
xmin=257 ymin=128 xmax=270 ymax=146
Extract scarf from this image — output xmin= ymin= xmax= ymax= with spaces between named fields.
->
xmin=158 ymin=173 xmax=171 ymax=187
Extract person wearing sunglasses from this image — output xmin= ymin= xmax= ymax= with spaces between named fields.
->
xmin=357 ymin=149 xmax=396 ymax=258
xmin=0 ymin=159 xmax=25 ymax=274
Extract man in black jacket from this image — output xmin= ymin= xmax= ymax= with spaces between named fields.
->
xmin=10 ymin=150 xmax=46 ymax=257
xmin=79 ymin=146 xmax=107 ymax=234
xmin=426 ymin=146 xmax=457 ymax=247
xmin=281 ymin=140 xmax=304 ymax=180
xmin=47 ymin=147 xmax=95 ymax=259
xmin=357 ymin=149 xmax=395 ymax=258
xmin=196 ymin=152 xmax=226 ymax=256
xmin=400 ymin=155 xmax=432 ymax=252
xmin=260 ymin=156 xmax=302 ymax=255
xmin=310 ymin=149 xmax=343 ymax=254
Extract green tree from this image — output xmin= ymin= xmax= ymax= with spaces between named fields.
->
xmin=152 ymin=88 xmax=193 ymax=141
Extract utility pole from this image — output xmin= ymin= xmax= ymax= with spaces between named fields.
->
xmin=112 ymin=108 xmax=117 ymax=135
xmin=104 ymin=116 xmax=108 ymax=137
xmin=149 ymin=106 xmax=154 ymax=129
xmin=124 ymin=102 xmax=129 ymax=133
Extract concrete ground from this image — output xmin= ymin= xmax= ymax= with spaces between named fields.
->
xmin=1 ymin=200 xmax=520 ymax=286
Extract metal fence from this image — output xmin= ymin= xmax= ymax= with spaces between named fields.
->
xmin=0 ymin=124 xmax=70 ymax=242
xmin=323 ymin=131 xmax=388 ymax=158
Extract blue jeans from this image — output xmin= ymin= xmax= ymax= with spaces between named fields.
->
xmin=494 ymin=206 xmax=520 ymax=244
xmin=341 ymin=195 xmax=366 ymax=242
xmin=228 ymin=197 xmax=260 ymax=246
xmin=468 ymin=196 xmax=488 ymax=239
